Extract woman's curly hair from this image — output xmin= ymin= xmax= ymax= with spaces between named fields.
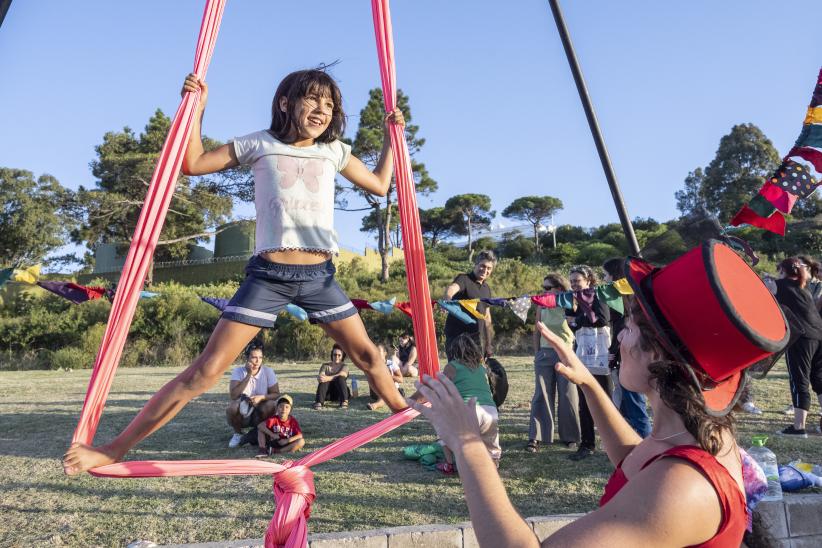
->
xmin=628 ymin=299 xmax=735 ymax=455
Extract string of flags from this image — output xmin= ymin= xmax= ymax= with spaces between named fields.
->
xmin=2 ymin=264 xmax=634 ymax=326
xmin=731 ymin=67 xmax=822 ymax=235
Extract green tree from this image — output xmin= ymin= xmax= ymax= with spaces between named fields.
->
xmin=444 ymin=193 xmax=495 ymax=262
xmin=337 ymin=89 xmax=438 ymax=282
xmin=498 ymin=232 xmax=536 ymax=261
xmin=699 ymin=124 xmax=780 ymax=222
xmin=73 ymin=109 xmax=235 ymax=264
xmin=674 ymin=168 xmax=708 ymax=217
xmin=0 ymin=168 xmax=75 ymax=266
xmin=360 ymin=204 xmax=400 ymax=248
xmin=501 ymin=195 xmax=563 ymax=253
xmin=419 ymin=206 xmax=461 ymax=247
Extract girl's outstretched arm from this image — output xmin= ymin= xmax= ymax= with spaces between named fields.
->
xmin=340 ymin=108 xmax=405 ymax=197
xmin=180 ymin=74 xmax=239 ymax=176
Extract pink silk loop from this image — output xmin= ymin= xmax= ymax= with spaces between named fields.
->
xmin=73 ymin=2 xmax=436 ymax=547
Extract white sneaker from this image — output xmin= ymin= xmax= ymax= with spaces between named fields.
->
xmin=228 ymin=433 xmax=243 ymax=448
xmin=741 ymin=402 xmax=763 ymax=415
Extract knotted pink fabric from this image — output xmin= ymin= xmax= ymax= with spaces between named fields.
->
xmin=73 ymin=2 xmax=438 ymax=546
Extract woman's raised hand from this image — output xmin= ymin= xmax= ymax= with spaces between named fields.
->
xmin=383 ymin=107 xmax=405 ymax=133
xmin=536 ymin=321 xmax=595 ymax=387
xmin=407 ymin=374 xmax=482 ymax=450
xmin=181 ymin=73 xmax=208 ymax=108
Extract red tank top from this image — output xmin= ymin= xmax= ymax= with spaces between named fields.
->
xmin=599 ymin=445 xmax=747 ymax=548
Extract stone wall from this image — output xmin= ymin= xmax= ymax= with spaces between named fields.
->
xmin=158 ymin=494 xmax=822 ymax=547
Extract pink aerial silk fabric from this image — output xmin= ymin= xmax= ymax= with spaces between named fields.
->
xmin=71 ymin=2 xmax=439 ymax=547
xmin=72 ymin=0 xmax=227 ymax=446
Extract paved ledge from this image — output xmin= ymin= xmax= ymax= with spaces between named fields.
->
xmin=153 ymin=493 xmax=822 ymax=547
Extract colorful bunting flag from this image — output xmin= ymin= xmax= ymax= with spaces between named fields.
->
xmin=200 ymin=296 xmax=229 ymax=311
xmin=395 ymin=301 xmax=413 ymax=318
xmin=732 ymin=68 xmax=822 ymax=235
xmin=351 ymin=299 xmax=373 ymax=311
xmin=0 ymin=268 xmax=12 ymax=289
xmin=37 ymin=281 xmax=107 ymax=304
xmin=140 ymin=291 xmax=159 ymax=299
xmin=612 ymin=277 xmax=634 ymax=295
xmin=575 ymin=288 xmax=597 ymax=323
xmin=437 ymin=300 xmax=476 ymax=325
xmin=285 ymin=304 xmax=308 ymax=321
xmin=369 ymin=297 xmax=396 ymax=315
xmin=507 ymin=295 xmax=532 ymax=323
xmin=597 ymin=284 xmax=624 ymax=315
xmin=555 ymin=292 xmax=575 ymax=310
xmin=481 ymin=297 xmax=510 ymax=307
xmin=458 ymin=299 xmax=486 ymax=320
xmin=531 ymin=293 xmax=557 ymax=308
xmin=12 ymin=264 xmax=40 ymax=284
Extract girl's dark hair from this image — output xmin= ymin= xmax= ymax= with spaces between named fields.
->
xmin=543 ymin=273 xmax=570 ymax=292
xmin=777 ymin=257 xmax=802 ymax=278
xmin=602 ymin=257 xmax=626 ymax=280
xmin=447 ymin=334 xmax=484 ymax=369
xmin=627 ymin=299 xmax=734 ymax=455
xmin=798 ymin=255 xmax=820 ymax=279
xmin=569 ymin=264 xmax=597 ymax=287
xmin=270 ymin=69 xmax=346 ymax=144
xmin=330 ymin=343 xmax=347 ymax=362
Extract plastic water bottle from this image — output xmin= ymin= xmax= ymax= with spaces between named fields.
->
xmin=748 ymin=435 xmax=783 ymax=501
xmin=351 ymin=376 xmax=359 ymax=398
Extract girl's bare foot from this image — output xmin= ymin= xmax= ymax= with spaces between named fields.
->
xmin=62 ymin=443 xmax=120 ymax=476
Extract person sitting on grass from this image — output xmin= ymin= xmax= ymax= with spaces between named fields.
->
xmin=436 ymin=333 xmax=501 ymax=475
xmin=256 ymin=394 xmax=304 ymax=457
xmin=314 ymin=344 xmax=350 ymax=409
xmin=367 ymin=343 xmax=405 ymax=411
xmin=226 ymin=343 xmax=280 ymax=448
xmin=396 ymin=334 xmax=419 ymax=377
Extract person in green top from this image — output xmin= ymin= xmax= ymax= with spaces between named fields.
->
xmin=526 ymin=273 xmax=580 ymax=453
xmin=437 ymin=334 xmax=500 ymax=474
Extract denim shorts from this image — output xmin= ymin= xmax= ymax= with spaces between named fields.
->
xmin=221 ymin=255 xmax=356 ymax=328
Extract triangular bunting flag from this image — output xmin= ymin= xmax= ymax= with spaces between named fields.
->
xmin=531 ymin=293 xmax=557 ymax=308
xmin=612 ymin=278 xmax=633 ymax=295
xmin=507 ymin=295 xmax=532 ymax=323
xmin=369 ymin=297 xmax=396 ymax=315
xmin=285 ymin=303 xmax=308 ymax=321
xmin=0 ymin=267 xmax=14 ymax=289
xmin=12 ymin=265 xmax=40 ymax=284
xmin=395 ymin=301 xmax=413 ymax=318
xmin=597 ymin=284 xmax=624 ymax=315
xmin=37 ymin=281 xmax=107 ymax=304
xmin=351 ymin=299 xmax=373 ymax=311
xmin=458 ymin=299 xmax=486 ymax=320
xmin=438 ymin=300 xmax=476 ymax=325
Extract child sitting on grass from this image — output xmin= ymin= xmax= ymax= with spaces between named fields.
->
xmin=367 ymin=343 xmax=405 ymax=411
xmin=437 ymin=334 xmax=501 ymax=474
xmin=256 ymin=395 xmax=304 ymax=457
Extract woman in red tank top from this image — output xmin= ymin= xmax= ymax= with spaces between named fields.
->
xmin=410 ymin=241 xmax=788 ymax=547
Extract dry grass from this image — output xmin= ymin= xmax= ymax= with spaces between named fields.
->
xmin=0 ymin=357 xmax=820 ymax=546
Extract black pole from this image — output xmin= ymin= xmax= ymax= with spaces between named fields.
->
xmin=547 ymin=0 xmax=641 ymax=256
xmin=0 ymin=0 xmax=12 ymax=30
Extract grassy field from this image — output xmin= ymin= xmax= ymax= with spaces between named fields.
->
xmin=1 ymin=357 xmax=821 ymax=547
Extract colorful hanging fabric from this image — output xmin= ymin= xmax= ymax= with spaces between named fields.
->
xmin=531 ymin=293 xmax=557 ymax=308
xmin=12 ymin=264 xmax=40 ymax=284
xmin=732 ymin=68 xmax=822 ymax=235
xmin=369 ymin=297 xmax=396 ymax=314
xmin=575 ymin=288 xmax=597 ymax=323
xmin=37 ymin=281 xmax=107 ymax=304
xmin=481 ymin=297 xmax=509 ymax=307
xmin=507 ymin=295 xmax=532 ymax=323
xmin=351 ymin=299 xmax=373 ymax=311
xmin=612 ymin=277 xmax=634 ymax=295
xmin=72 ymin=0 xmax=227 ymax=448
xmin=285 ymin=303 xmax=308 ymax=321
xmin=200 ymin=296 xmax=229 ymax=311
xmin=458 ymin=299 xmax=486 ymax=320
xmin=438 ymin=300 xmax=477 ymax=325
xmin=555 ymin=291 xmax=575 ymax=310
xmin=0 ymin=267 xmax=12 ymax=288
xmin=372 ymin=0 xmax=439 ymax=379
xmin=597 ymin=284 xmax=624 ymax=315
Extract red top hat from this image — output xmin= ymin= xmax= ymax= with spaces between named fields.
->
xmin=625 ymin=240 xmax=789 ymax=416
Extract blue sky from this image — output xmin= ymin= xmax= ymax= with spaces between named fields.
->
xmin=1 ymin=1 xmax=819 ymax=256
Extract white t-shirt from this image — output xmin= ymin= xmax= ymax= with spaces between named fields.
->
xmin=231 ymin=130 xmax=352 ymax=255
xmin=230 ymin=365 xmax=279 ymax=398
